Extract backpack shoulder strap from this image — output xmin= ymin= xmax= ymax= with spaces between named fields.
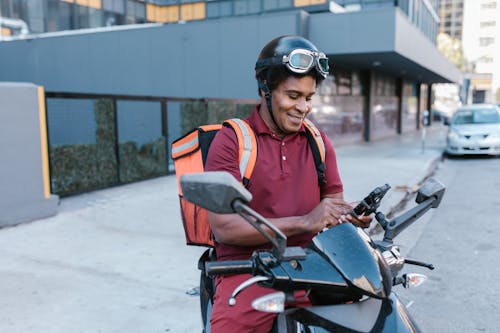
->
xmin=303 ymin=118 xmax=327 ymax=186
xmin=220 ymin=118 xmax=325 ymax=186
xmin=171 ymin=124 xmax=222 ymax=160
xmin=223 ymin=118 xmax=257 ymax=186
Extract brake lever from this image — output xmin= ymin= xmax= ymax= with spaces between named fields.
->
xmin=404 ymin=258 xmax=435 ymax=270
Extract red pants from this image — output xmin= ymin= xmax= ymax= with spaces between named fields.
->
xmin=210 ymin=274 xmax=310 ymax=332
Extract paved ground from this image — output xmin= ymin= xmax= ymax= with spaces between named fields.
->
xmin=0 ymin=125 xmax=448 ymax=333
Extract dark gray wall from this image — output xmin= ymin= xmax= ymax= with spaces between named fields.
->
xmin=0 ymin=11 xmax=309 ymax=99
xmin=309 ymin=7 xmax=461 ymax=83
xmin=310 ymin=7 xmax=396 ymax=54
xmin=0 ymin=82 xmax=58 ymax=227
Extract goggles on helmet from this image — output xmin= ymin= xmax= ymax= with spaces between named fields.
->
xmin=256 ymin=48 xmax=329 ymax=78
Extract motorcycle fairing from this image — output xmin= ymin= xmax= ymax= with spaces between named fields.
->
xmin=257 ymin=250 xmax=349 ymax=291
xmin=281 ymin=293 xmax=422 ymax=333
xmin=310 ymin=223 xmax=387 ymax=298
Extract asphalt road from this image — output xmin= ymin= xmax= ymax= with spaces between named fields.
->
xmin=399 ymin=155 xmax=500 ymax=332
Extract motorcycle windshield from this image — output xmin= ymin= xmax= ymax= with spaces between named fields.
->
xmin=310 ymin=223 xmax=386 ymax=298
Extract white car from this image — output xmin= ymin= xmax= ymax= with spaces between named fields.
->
xmin=445 ymin=104 xmax=500 ymax=156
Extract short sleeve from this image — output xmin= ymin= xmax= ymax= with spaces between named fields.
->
xmin=204 ymin=125 xmax=241 ymax=181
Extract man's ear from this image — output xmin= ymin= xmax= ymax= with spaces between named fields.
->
xmin=257 ymin=79 xmax=267 ymax=98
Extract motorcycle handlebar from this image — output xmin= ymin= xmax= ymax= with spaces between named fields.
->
xmin=205 ymin=260 xmax=254 ymax=276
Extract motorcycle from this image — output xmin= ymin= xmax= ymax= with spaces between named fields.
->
xmin=180 ymin=171 xmax=445 ymax=332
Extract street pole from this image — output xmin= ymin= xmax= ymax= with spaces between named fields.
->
xmin=421 ymin=124 xmax=426 ymax=153
xmin=421 ymin=110 xmax=429 ymax=153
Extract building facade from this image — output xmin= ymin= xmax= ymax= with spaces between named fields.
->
xmin=462 ymin=0 xmax=500 ymax=103
xmin=438 ymin=0 xmax=464 ymax=40
xmin=2 ymin=0 xmax=440 ymax=40
xmin=0 ymin=1 xmax=460 ymax=195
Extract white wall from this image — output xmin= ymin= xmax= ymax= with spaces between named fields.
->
xmin=462 ymin=0 xmax=500 ymax=101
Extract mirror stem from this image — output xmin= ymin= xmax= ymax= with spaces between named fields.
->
xmin=232 ymin=200 xmax=287 ymax=259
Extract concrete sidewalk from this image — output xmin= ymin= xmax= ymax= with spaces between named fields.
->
xmin=0 ymin=125 xmax=447 ymax=333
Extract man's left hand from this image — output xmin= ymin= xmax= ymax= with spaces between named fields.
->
xmin=341 ymin=213 xmax=373 ymax=228
xmin=339 ymin=201 xmax=373 ymax=228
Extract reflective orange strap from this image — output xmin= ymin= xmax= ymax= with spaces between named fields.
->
xmin=303 ymin=118 xmax=325 ymax=162
xmin=171 ymin=124 xmax=222 ymax=159
xmin=224 ymin=119 xmax=257 ymax=183
xmin=171 ymin=130 xmax=199 ymax=159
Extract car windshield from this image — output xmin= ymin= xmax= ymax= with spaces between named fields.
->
xmin=451 ymin=108 xmax=500 ymax=125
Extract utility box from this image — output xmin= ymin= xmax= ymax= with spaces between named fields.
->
xmin=0 ymin=82 xmax=58 ymax=227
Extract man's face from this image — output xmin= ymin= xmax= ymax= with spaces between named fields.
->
xmin=268 ymin=75 xmax=316 ymax=136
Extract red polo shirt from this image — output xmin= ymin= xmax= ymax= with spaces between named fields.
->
xmin=205 ymin=105 xmax=343 ymax=261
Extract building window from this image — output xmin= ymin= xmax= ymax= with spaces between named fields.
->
xmin=206 ymin=1 xmax=232 ymax=18
xmin=480 ymin=1 xmax=497 ymax=9
xmin=480 ymin=21 xmax=496 ymax=28
xmin=46 ymin=0 xmax=73 ymax=32
xmin=88 ymin=7 xmax=103 ymax=28
xmin=479 ymin=37 xmax=495 ymax=47
xmin=77 ymin=4 xmax=90 ymax=29
xmin=126 ymin=0 xmax=147 ymax=24
xmin=263 ymin=0 xmax=293 ymax=11
xmin=103 ymin=0 xmax=126 ymax=25
xmin=373 ymin=73 xmax=396 ymax=97
xmin=479 ymin=56 xmax=493 ymax=63
xmin=103 ymin=0 xmax=125 ymax=15
xmin=351 ymin=71 xmax=362 ymax=96
xmin=337 ymin=70 xmax=352 ymax=96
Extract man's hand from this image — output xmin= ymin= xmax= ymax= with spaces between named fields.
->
xmin=339 ymin=201 xmax=373 ymax=228
xmin=304 ymin=197 xmax=353 ymax=233
xmin=341 ymin=213 xmax=373 ymax=228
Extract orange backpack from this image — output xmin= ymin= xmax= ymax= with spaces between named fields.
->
xmin=171 ymin=118 xmax=326 ymax=247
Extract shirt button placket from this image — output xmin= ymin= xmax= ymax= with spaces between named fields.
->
xmin=281 ymin=140 xmax=287 ymax=173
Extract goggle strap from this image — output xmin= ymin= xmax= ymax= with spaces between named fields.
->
xmin=258 ymin=76 xmax=279 ymax=131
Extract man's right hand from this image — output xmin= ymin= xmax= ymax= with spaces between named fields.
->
xmin=304 ymin=197 xmax=353 ymax=233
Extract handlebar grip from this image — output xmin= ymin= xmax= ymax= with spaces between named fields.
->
xmin=205 ymin=260 xmax=253 ymax=276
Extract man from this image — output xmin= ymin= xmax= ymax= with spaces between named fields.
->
xmin=204 ymin=35 xmax=371 ymax=332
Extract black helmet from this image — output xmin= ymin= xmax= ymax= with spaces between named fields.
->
xmin=254 ymin=36 xmax=330 ymax=134
xmin=255 ymin=35 xmax=329 ymax=80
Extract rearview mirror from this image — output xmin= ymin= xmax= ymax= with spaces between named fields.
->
xmin=415 ymin=178 xmax=445 ymax=208
xmin=180 ymin=171 xmax=252 ymax=214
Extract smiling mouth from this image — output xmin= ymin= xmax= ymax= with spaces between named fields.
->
xmin=288 ymin=114 xmax=304 ymax=123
